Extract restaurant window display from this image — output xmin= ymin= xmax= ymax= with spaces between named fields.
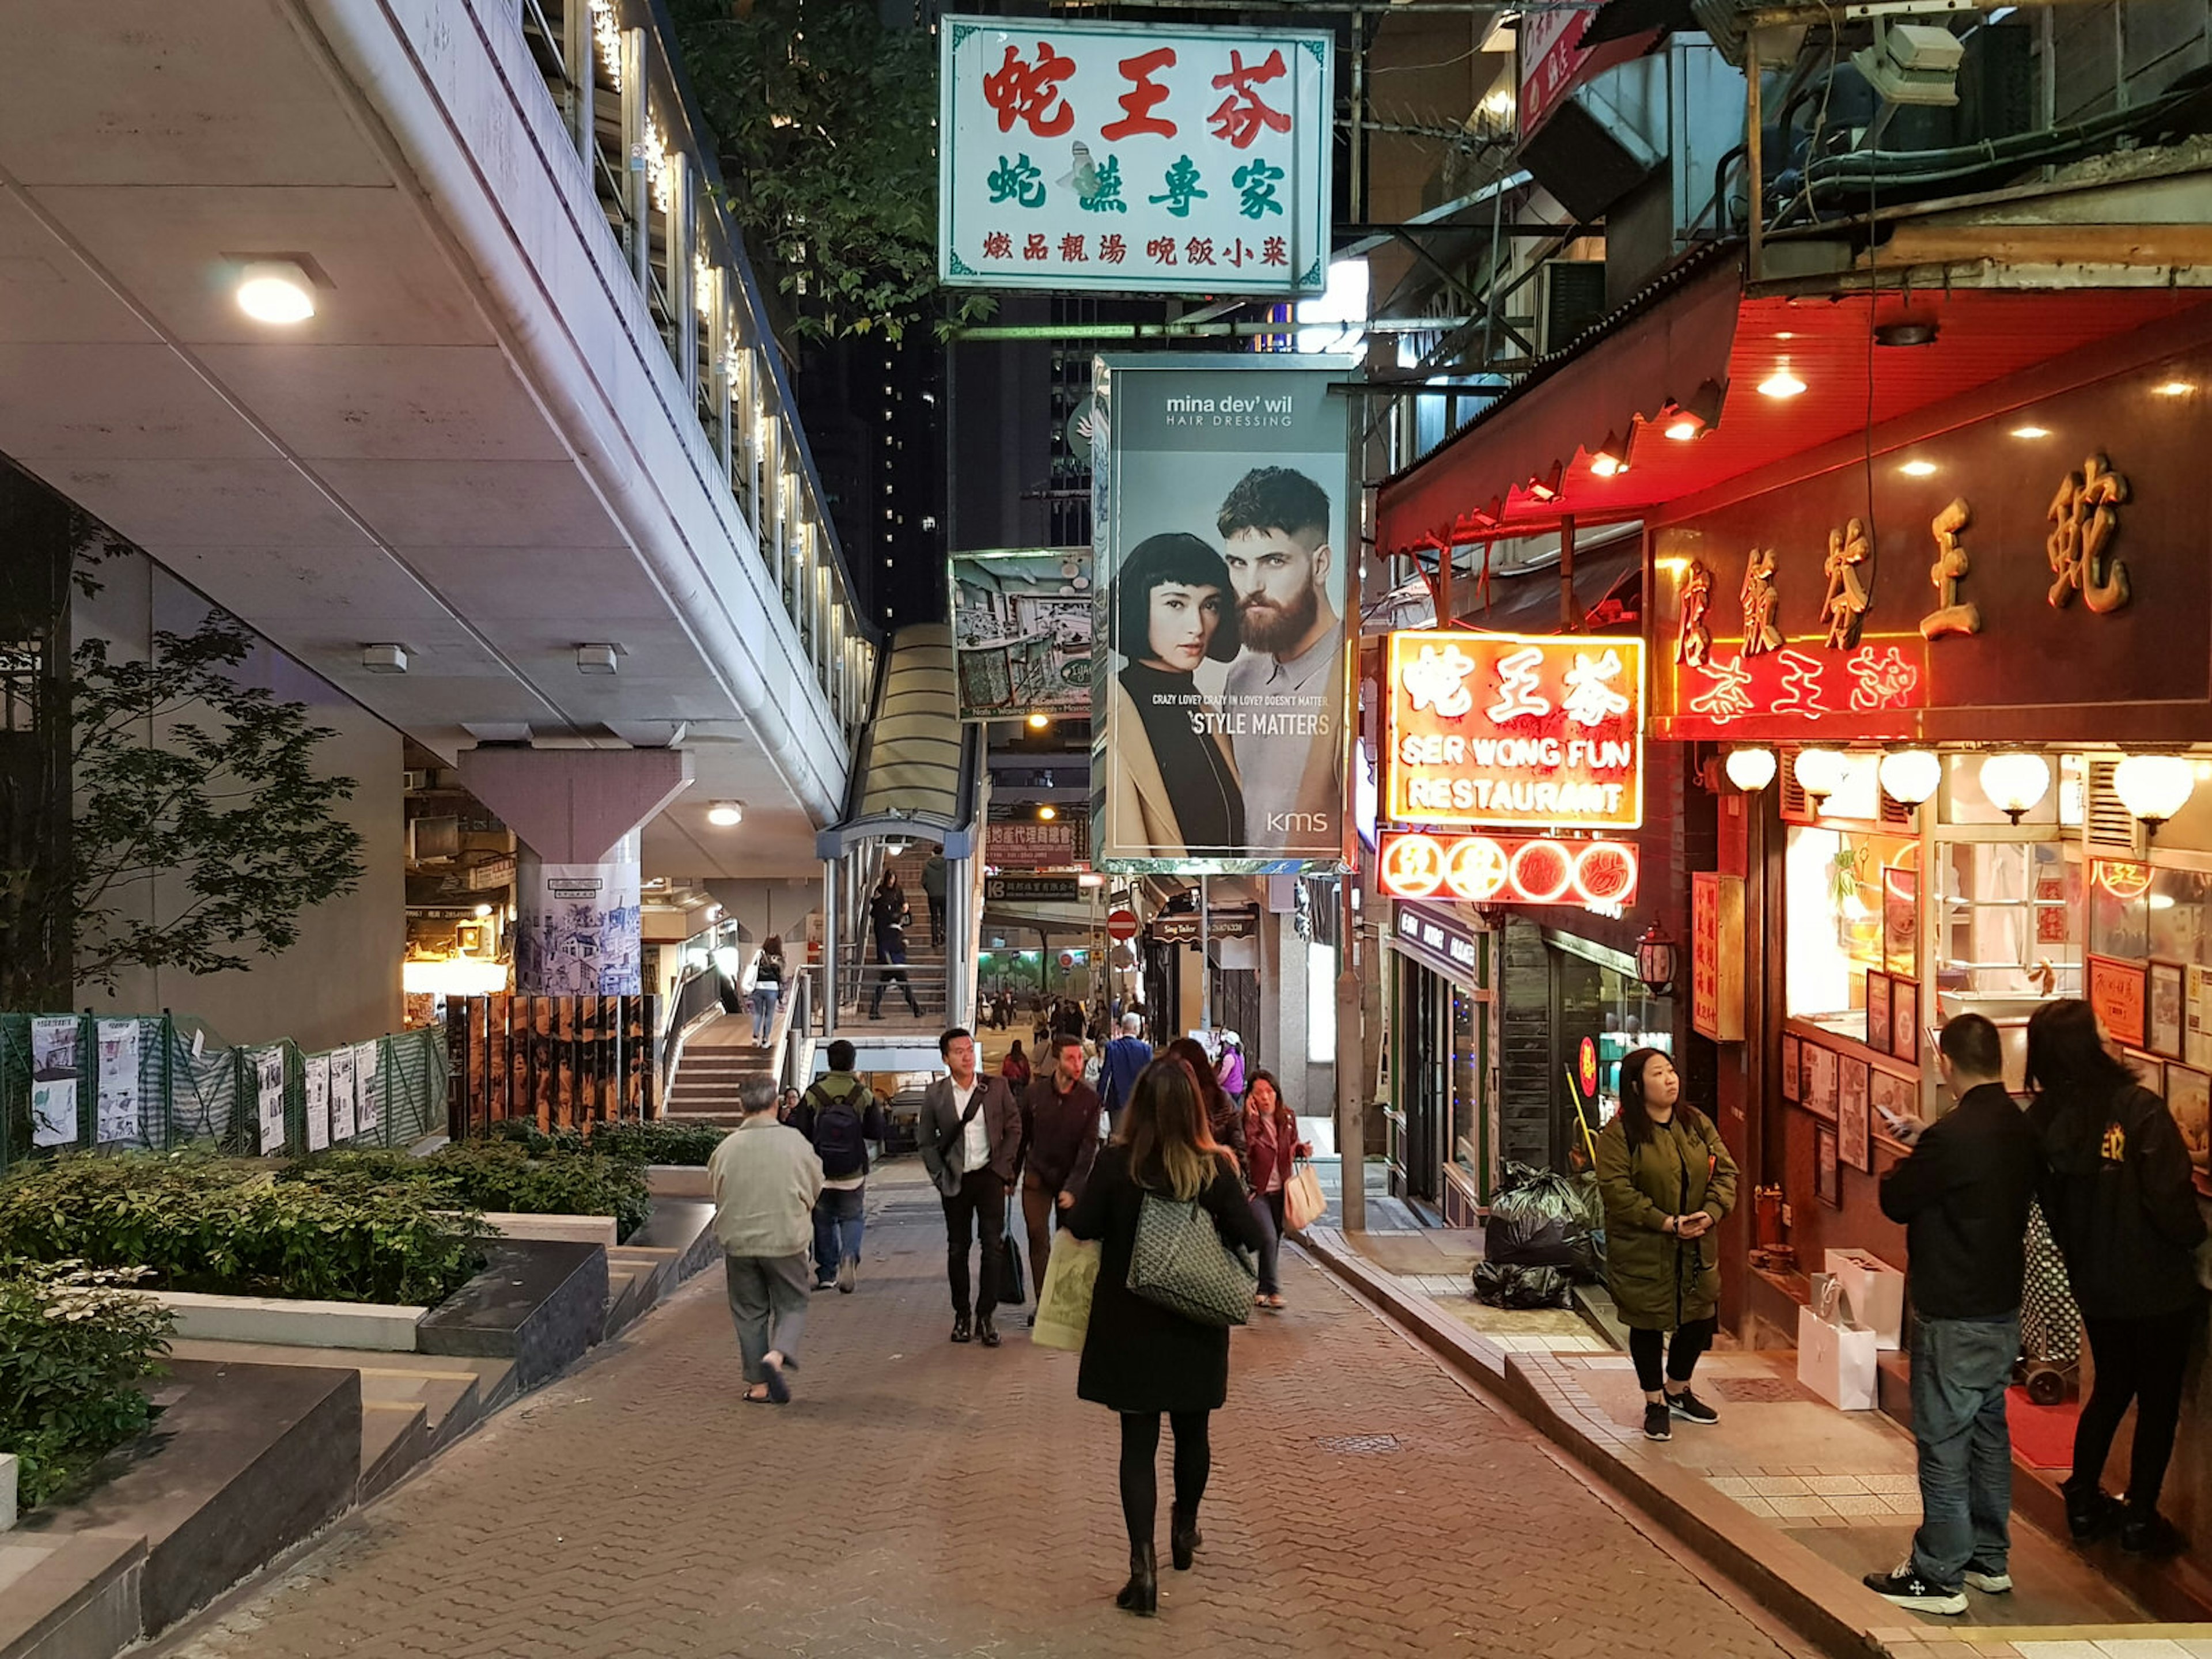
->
xmin=1389 ymin=901 xmax=1491 ymax=1222
xmin=1548 ymin=932 xmax=1671 ymax=1130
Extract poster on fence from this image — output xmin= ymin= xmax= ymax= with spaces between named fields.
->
xmin=354 ymin=1043 xmax=380 ymax=1134
xmin=304 ymin=1054 xmax=331 ymax=1152
xmin=329 ymin=1047 xmax=357 ymax=1143
xmin=95 ymin=1019 xmax=141 ymax=1144
xmin=256 ymin=1048 xmax=286 ymax=1156
xmin=31 ymin=1015 xmax=81 ymax=1148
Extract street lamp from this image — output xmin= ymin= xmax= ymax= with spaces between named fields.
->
xmin=1724 ymin=747 xmax=1777 ymax=792
xmin=1635 ymin=922 xmax=1679 ymax=997
xmin=1877 ymin=749 xmax=1941 ymax=808
xmin=1793 ymin=747 xmax=1848 ymax=806
xmin=1978 ymin=753 xmax=2050 ymax=824
xmin=2113 ymin=753 xmax=2196 ymax=835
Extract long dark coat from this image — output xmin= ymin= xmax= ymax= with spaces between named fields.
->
xmin=1594 ymin=1108 xmax=1738 ymax=1332
xmin=1066 ymin=1145 xmax=1265 ymax=1414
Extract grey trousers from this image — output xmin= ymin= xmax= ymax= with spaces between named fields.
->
xmin=724 ymin=1252 xmax=810 ymax=1384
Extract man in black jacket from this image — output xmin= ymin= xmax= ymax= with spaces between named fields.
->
xmin=1866 ymin=1013 xmax=2041 ymax=1615
xmin=917 ymin=1028 xmax=1024 ymax=1347
xmin=1016 ymin=1033 xmax=1102 ymax=1318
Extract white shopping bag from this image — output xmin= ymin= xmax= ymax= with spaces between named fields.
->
xmin=1798 ymin=1304 xmax=1880 ymax=1411
xmin=1824 ymin=1249 xmax=1906 ymax=1350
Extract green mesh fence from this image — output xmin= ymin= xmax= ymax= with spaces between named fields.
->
xmin=0 ymin=1014 xmax=448 ymax=1179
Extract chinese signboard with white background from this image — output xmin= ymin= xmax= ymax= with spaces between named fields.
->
xmin=940 ymin=15 xmax=1332 ymax=297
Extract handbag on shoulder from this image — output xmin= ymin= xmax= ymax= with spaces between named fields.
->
xmin=1127 ymin=1190 xmax=1256 ymax=1327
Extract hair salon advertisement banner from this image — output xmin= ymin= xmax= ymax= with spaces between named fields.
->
xmin=1089 ymin=355 xmax=1352 ymax=872
xmin=939 ymin=16 xmax=1332 ymax=297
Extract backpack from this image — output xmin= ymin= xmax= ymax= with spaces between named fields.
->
xmin=809 ymin=1078 xmax=869 ymax=1179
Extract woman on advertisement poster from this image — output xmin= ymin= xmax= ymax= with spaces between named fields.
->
xmin=1108 ymin=532 xmax=1245 ymax=857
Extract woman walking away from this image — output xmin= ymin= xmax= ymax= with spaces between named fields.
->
xmin=1242 ymin=1070 xmax=1310 ymax=1310
xmin=2027 ymin=998 xmax=2206 ymax=1553
xmin=1166 ymin=1036 xmax=1248 ymax=1180
xmin=1595 ymin=1047 xmax=1738 ymax=1442
xmin=1066 ymin=1058 xmax=1264 ymax=1616
xmin=1001 ymin=1039 xmax=1032 ymax=1089
xmin=749 ymin=935 xmax=786 ymax=1046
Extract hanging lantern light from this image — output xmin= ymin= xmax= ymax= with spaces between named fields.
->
xmin=2113 ymin=753 xmax=2196 ymax=832
xmin=1978 ymin=752 xmax=2051 ymax=824
xmin=1635 ymin=922 xmax=1679 ymax=997
xmin=1793 ymin=747 xmax=1849 ymax=804
xmin=1725 ymin=747 xmax=1778 ymax=792
xmin=1877 ymin=749 xmax=1942 ymax=808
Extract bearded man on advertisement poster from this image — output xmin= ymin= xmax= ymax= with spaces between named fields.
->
xmin=1220 ymin=467 xmax=1340 ymax=853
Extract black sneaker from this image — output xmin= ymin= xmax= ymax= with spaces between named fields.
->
xmin=1666 ymin=1387 xmax=1719 ymax=1425
xmin=950 ymin=1313 xmax=972 ymax=1344
xmin=1642 ymin=1402 xmax=1672 ymax=1441
xmin=2122 ymin=1509 xmax=2187 ymax=1556
xmin=2064 ymin=1482 xmax=2120 ymax=1541
xmin=1863 ymin=1563 xmax=1966 ymax=1615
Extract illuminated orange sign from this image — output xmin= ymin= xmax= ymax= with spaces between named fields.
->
xmin=1378 ymin=832 xmax=1639 ymax=907
xmin=1385 ymin=631 xmax=1645 ymax=831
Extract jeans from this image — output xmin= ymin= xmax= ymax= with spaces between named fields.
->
xmin=2073 ymin=1308 xmax=2198 ymax=1512
xmin=749 ymin=985 xmax=779 ymax=1044
xmin=723 ymin=1252 xmax=809 ymax=1384
xmin=1628 ymin=1316 xmax=1718 ymax=1393
xmin=941 ymin=1169 xmax=1007 ymax=1319
xmin=812 ymin=1185 xmax=866 ymax=1285
xmin=1119 ymin=1411 xmax=1211 ymax=1548
xmin=1250 ymin=1191 xmax=1282 ymax=1296
xmin=1910 ymin=1312 xmax=2020 ymax=1588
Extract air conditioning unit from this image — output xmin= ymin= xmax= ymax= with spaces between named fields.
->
xmin=1539 ymin=260 xmax=1608 ymax=356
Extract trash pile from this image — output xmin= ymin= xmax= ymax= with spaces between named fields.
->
xmin=1471 ymin=1162 xmax=1604 ymax=1309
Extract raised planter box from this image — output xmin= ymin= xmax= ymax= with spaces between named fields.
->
xmin=417 ymin=1240 xmax=608 ymax=1391
xmin=145 ymin=1291 xmax=424 ymax=1354
xmin=646 ymin=1164 xmax=711 ymax=1200
xmin=482 ymin=1211 xmax=619 ymax=1248
xmin=0 ymin=1453 xmax=14 ymax=1532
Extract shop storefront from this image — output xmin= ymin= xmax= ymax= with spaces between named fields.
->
xmin=1387 ymin=899 xmax=1490 ymax=1222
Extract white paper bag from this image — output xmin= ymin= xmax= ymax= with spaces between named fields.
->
xmin=1798 ymin=1304 xmax=1880 ymax=1411
xmin=1825 ymin=1248 xmax=1906 ymax=1350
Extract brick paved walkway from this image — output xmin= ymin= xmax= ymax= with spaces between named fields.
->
xmin=160 ymin=1184 xmax=1802 ymax=1659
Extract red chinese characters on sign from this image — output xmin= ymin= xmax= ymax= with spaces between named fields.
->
xmin=1207 ymin=48 xmax=1293 ymax=148
xmin=986 ymin=819 xmax=1080 ymax=868
xmin=1384 ymin=630 xmax=1646 ymax=832
xmin=1673 ymin=639 xmax=1925 ymax=735
xmin=983 ymin=42 xmax=1077 ymax=137
xmin=1103 ymin=47 xmax=1178 ymax=140
xmin=1378 ymin=831 xmax=1639 ymax=908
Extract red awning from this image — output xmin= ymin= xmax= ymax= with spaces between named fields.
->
xmin=1377 ymin=268 xmax=2212 ymax=557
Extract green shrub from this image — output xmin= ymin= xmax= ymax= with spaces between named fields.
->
xmin=0 ymin=1153 xmax=490 ymax=1306
xmin=0 ymin=1259 xmax=174 ymax=1509
xmin=288 ymin=1139 xmax=653 ymax=1241
xmin=586 ymin=1119 xmax=726 ymax=1167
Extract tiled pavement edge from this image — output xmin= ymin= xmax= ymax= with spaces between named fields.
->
xmin=150 ymin=1189 xmax=1802 ymax=1659
xmin=1299 ymin=1228 xmax=2212 ymax=1659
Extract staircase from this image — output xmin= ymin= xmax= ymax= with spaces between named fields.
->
xmin=847 ymin=846 xmax=952 ymax=1035
xmin=662 ymin=1020 xmax=774 ymax=1123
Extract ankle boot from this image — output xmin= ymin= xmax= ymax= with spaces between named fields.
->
xmin=1114 ymin=1543 xmax=1158 ymax=1616
xmin=1170 ymin=1504 xmax=1202 ymax=1570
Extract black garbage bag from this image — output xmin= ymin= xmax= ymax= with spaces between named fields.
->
xmin=1471 ymin=1162 xmax=1604 ymax=1308
xmin=1472 ymin=1260 xmax=1572 ymax=1309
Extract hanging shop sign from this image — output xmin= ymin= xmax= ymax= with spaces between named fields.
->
xmin=1090 ymin=355 xmax=1353 ymax=872
xmin=1691 ymin=872 xmax=1746 ymax=1042
xmin=1377 ymin=831 xmax=1639 ymax=908
xmin=1384 ymin=630 xmax=1645 ymax=832
xmin=1152 ymin=907 xmax=1259 ymax=943
xmin=952 ymin=550 xmax=1094 ymax=720
xmin=940 ymin=16 xmax=1332 ymax=297
xmin=986 ymin=816 xmax=1084 ymax=867
xmin=1391 ymin=900 xmax=1481 ymax=986
xmin=986 ymin=873 xmax=1085 ymax=904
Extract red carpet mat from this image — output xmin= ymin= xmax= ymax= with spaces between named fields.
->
xmin=2008 ymin=1387 xmax=2080 ymax=1470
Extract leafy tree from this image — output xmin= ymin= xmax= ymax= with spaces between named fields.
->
xmin=71 ymin=608 xmax=366 ymax=991
xmin=671 ymin=0 xmax=994 ymax=343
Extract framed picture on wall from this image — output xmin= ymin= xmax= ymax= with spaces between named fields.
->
xmin=1782 ymin=1032 xmax=1802 ymax=1103
xmin=1889 ymin=979 xmax=1921 ymax=1066
xmin=2088 ymin=955 xmax=2149 ymax=1052
xmin=1815 ymin=1125 xmax=1841 ymax=1207
xmin=1866 ymin=972 xmax=1892 ymax=1055
xmin=2127 ymin=1052 xmax=2166 ymax=1100
xmin=1804 ymin=1042 xmax=1839 ymax=1123
xmin=2149 ymin=960 xmax=2186 ymax=1060
xmin=1838 ymin=1055 xmax=1871 ymax=1173
xmin=2165 ymin=1063 xmax=2211 ymax=1182
xmin=1869 ymin=1067 xmax=1916 ymax=1144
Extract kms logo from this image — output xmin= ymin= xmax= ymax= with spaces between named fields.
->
xmin=1268 ymin=812 xmax=1330 ymax=834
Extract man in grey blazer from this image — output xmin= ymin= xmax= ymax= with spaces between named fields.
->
xmin=918 ymin=1026 xmax=1024 ymax=1347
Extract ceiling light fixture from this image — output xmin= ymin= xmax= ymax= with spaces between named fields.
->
xmin=1793 ymin=747 xmax=1849 ymax=804
xmin=1874 ymin=318 xmax=1940 ymax=348
xmin=2154 ymin=380 xmax=2195 ymax=397
xmin=576 ymin=643 xmax=619 ymax=675
xmin=361 ymin=643 xmax=409 ymax=675
xmin=1724 ymin=747 xmax=1777 ymax=791
xmin=1878 ymin=749 xmax=1942 ymax=806
xmin=1026 ymin=711 xmax=1051 ymax=730
xmin=706 ymin=801 xmax=744 ymax=827
xmin=1589 ymin=450 xmax=1624 ymax=478
xmin=1663 ymin=417 xmax=1702 ymax=442
xmin=1037 ymin=804 xmax=1058 ymax=821
xmin=1978 ymin=752 xmax=2050 ymax=823
xmin=1758 ymin=369 xmax=1806 ymax=399
xmin=1899 ymin=459 xmax=1938 ymax=478
xmin=2113 ymin=753 xmax=2196 ymax=833
xmin=236 ymin=260 xmax=317 ymax=324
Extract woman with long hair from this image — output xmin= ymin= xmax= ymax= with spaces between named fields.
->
xmin=749 ymin=934 xmax=786 ymax=1045
xmin=2027 ymin=998 xmax=2205 ymax=1552
xmin=1001 ymin=1039 xmax=1032 ymax=1088
xmin=1594 ymin=1047 xmax=1738 ymax=1442
xmin=1065 ymin=1058 xmax=1264 ymax=1616
xmin=1241 ymin=1070 xmax=1310 ymax=1311
xmin=1166 ymin=1036 xmax=1247 ymax=1179
xmin=1107 ymin=533 xmax=1244 ymax=857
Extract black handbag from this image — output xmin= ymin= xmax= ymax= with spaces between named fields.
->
xmin=998 ymin=1195 xmax=1028 ymax=1306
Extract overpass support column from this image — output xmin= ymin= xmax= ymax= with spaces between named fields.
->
xmin=458 ymin=748 xmax=692 ymax=996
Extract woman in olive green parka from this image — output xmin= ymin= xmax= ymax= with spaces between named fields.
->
xmin=1595 ymin=1047 xmax=1738 ymax=1443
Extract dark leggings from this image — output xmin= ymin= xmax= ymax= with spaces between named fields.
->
xmin=1119 ymin=1411 xmax=1211 ymax=1548
xmin=2073 ymin=1308 xmax=2197 ymax=1510
xmin=1628 ymin=1316 xmax=1717 ymax=1393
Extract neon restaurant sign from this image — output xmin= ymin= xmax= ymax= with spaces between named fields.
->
xmin=1384 ymin=631 xmax=1646 ymax=832
xmin=1378 ymin=831 xmax=1640 ymax=907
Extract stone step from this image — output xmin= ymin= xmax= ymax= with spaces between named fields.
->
xmin=361 ymin=1399 xmax=431 ymax=1499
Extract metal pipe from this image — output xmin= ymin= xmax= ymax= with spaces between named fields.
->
xmin=950 ymin=318 xmax=1473 ymax=342
xmin=1558 ymin=514 xmax=1577 ymax=631
xmin=1746 ymin=34 xmax=1764 ymax=283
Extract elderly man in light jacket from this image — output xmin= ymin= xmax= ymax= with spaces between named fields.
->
xmin=707 ymin=1071 xmax=823 ymax=1404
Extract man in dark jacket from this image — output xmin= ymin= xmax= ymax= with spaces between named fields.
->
xmin=1016 ymin=1033 xmax=1102 ymax=1317
xmin=1099 ymin=1012 xmax=1152 ymax=1129
xmin=793 ymin=1040 xmax=889 ymax=1293
xmin=917 ymin=1028 xmax=1024 ymax=1347
xmin=1866 ymin=1013 xmax=2041 ymax=1615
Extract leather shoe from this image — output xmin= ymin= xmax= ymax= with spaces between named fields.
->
xmin=978 ymin=1317 xmax=1002 ymax=1348
xmin=1115 ymin=1543 xmax=1158 ymax=1616
xmin=1171 ymin=1504 xmax=1202 ymax=1570
xmin=950 ymin=1313 xmax=972 ymax=1344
